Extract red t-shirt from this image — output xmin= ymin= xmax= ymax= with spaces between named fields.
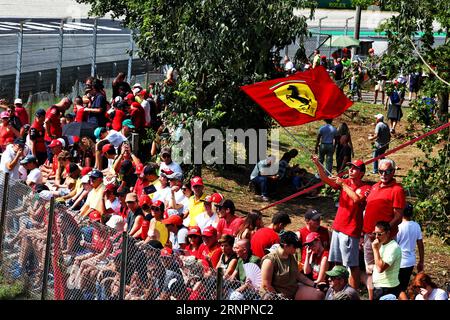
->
xmin=134 ymin=177 xmax=150 ymax=198
xmin=250 ymin=227 xmax=280 ymax=258
xmin=216 ymin=216 xmax=244 ymax=238
xmin=30 ymin=120 xmax=47 ymax=153
xmin=363 ymin=179 xmax=406 ymax=236
xmin=44 ymin=106 xmax=62 ymax=142
xmin=333 ymin=178 xmax=371 ymax=238
xmin=0 ymin=125 xmax=16 ymax=149
xmin=198 ymin=243 xmax=221 ymax=268
xmin=75 ymin=106 xmax=88 ymax=123
xmin=140 ymin=216 xmax=151 ymax=241
xmin=91 ymin=228 xmax=113 ymax=253
xmin=299 ymin=226 xmax=330 ymax=263
xmin=185 ymin=245 xmax=203 ymax=260
xmin=130 ymin=106 xmax=145 ymax=129
xmin=15 ymin=106 xmax=29 ymax=126
xmin=111 ymin=109 xmax=126 ymax=131
xmin=310 ymin=250 xmax=330 ymax=280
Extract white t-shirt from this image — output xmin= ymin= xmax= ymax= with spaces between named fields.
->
xmin=160 ymin=161 xmax=183 ymax=175
xmin=164 ymin=189 xmax=186 ymax=214
xmin=141 ymin=100 xmax=151 ymax=124
xmin=152 ymin=186 xmax=171 ymax=202
xmin=415 ymin=288 xmax=448 ymax=300
xmin=169 ymin=227 xmax=189 ymax=250
xmin=284 ymin=60 xmax=294 ymax=71
xmin=0 ymin=144 xmax=24 ymax=180
xmin=195 ymin=211 xmax=219 ymax=232
xmin=26 ymin=167 xmax=43 ymax=185
xmin=105 ymin=197 xmax=121 ymax=215
xmin=396 ymin=220 xmax=423 ymax=268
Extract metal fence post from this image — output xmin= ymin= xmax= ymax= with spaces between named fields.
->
xmin=316 ymin=16 xmax=328 ymax=49
xmin=15 ymin=22 xmax=24 ymax=99
xmin=216 ymin=267 xmax=223 ymax=300
xmin=127 ymin=30 xmax=133 ymax=84
xmin=119 ymin=231 xmax=129 ymax=300
xmin=91 ymin=18 xmax=98 ymax=77
xmin=41 ymin=197 xmax=56 ymax=300
xmin=0 ymin=172 xmax=10 ymax=266
xmin=56 ymin=20 xmax=64 ymax=96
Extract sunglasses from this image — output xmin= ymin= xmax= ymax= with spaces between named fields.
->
xmin=379 ymin=169 xmax=394 ymax=175
xmin=181 ymin=188 xmax=188 ymax=191
xmin=161 ymin=154 xmax=170 ymax=158
xmin=151 ymin=207 xmax=161 ymax=211
xmin=372 ymin=232 xmax=385 ymax=237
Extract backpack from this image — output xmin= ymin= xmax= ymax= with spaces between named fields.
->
xmin=390 ymin=90 xmax=401 ymax=104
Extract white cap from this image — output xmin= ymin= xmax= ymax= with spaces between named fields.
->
xmin=106 ymin=215 xmax=125 ymax=231
xmin=57 ymin=138 xmax=66 ymax=148
xmin=132 ymin=87 xmax=141 ymax=95
xmin=81 ymin=175 xmax=90 ymax=184
xmin=14 ymin=98 xmax=22 ymax=105
xmin=375 ymin=113 xmax=384 ymax=120
xmin=132 ymin=83 xmax=142 ymax=88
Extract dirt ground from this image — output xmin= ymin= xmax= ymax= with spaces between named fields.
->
xmin=201 ymin=99 xmax=449 ymax=289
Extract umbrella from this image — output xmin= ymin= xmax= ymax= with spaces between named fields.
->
xmin=62 ymin=121 xmax=97 ymax=139
xmin=325 ymin=36 xmax=360 ymax=48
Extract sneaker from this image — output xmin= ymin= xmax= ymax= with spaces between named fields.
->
xmin=261 ymin=196 xmax=270 ymax=202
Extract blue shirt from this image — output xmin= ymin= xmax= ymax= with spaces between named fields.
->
xmin=319 ymin=124 xmax=337 ymax=144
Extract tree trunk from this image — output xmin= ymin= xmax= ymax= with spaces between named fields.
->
xmin=438 ymin=89 xmax=449 ymax=121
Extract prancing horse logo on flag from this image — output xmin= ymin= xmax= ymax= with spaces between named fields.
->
xmin=270 ymin=80 xmax=318 ymax=117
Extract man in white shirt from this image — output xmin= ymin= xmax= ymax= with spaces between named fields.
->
xmin=0 ymin=138 xmax=27 ymax=180
xmin=164 ymin=172 xmax=186 ymax=215
xmin=19 ymin=155 xmax=43 ymax=188
xmin=159 ymin=147 xmax=182 ymax=175
xmin=195 ymin=193 xmax=220 ymax=232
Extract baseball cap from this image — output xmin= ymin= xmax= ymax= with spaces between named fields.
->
xmin=326 ymin=265 xmax=350 ymax=279
xmin=94 ymin=127 xmax=107 ymax=141
xmin=80 ymin=175 xmax=90 ymax=184
xmin=304 ymin=232 xmax=321 ymax=245
xmin=305 ymin=208 xmax=321 ymax=221
xmin=57 ymin=138 xmax=66 ymax=148
xmin=131 ymin=101 xmax=141 ymax=108
xmin=122 ymin=119 xmax=135 ymax=129
xmin=102 ymin=144 xmax=115 ymax=155
xmin=134 ymin=163 xmax=145 ymax=175
xmin=375 ymin=113 xmax=384 ymax=120
xmin=48 ymin=139 xmax=62 ymax=148
xmin=20 ymin=155 xmax=37 ymax=165
xmin=14 ymin=98 xmax=22 ymax=105
xmin=14 ymin=138 xmax=26 ymax=147
xmin=88 ymin=209 xmax=102 ymax=222
xmin=151 ymin=200 xmax=165 ymax=212
xmin=125 ymin=192 xmax=138 ymax=203
xmin=209 ymin=193 xmax=224 ymax=205
xmin=35 ymin=108 xmax=46 ymax=117
xmin=161 ymin=247 xmax=173 ymax=257
xmin=190 ymin=176 xmax=204 ymax=187
xmin=88 ymin=169 xmax=103 ymax=179
xmin=279 ymin=231 xmax=301 ymax=248
xmin=125 ymin=93 xmax=135 ymax=101
xmin=119 ymin=159 xmax=133 ymax=174
xmin=81 ymin=167 xmax=92 ymax=176
xmin=132 ymin=87 xmax=141 ymax=95
xmin=162 ymin=215 xmax=183 ymax=226
xmin=132 ymin=83 xmax=142 ymax=89
xmin=187 ymin=226 xmax=202 ymax=236
xmin=166 ymin=172 xmax=183 ymax=181
xmin=138 ymin=194 xmax=152 ymax=207
xmin=160 ymin=147 xmax=172 ymax=156
xmin=346 ymin=159 xmax=366 ymax=173
xmin=106 ymin=215 xmax=125 ymax=231
xmin=1 ymin=111 xmax=9 ymax=119
xmin=202 ymin=226 xmax=217 ymax=237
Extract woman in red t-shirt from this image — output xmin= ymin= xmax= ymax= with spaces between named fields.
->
xmin=0 ymin=111 xmax=20 ymax=151
xmin=185 ymin=227 xmax=203 ymax=260
xmin=303 ymin=232 xmax=330 ymax=285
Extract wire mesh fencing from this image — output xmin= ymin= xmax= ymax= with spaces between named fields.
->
xmin=0 ymin=171 xmax=289 ymax=300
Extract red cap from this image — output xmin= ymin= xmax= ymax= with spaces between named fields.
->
xmin=105 ymin=183 xmax=117 ymax=192
xmin=209 ymin=193 xmax=224 ymax=205
xmin=131 ymin=101 xmax=141 ymax=108
xmin=135 ymin=163 xmax=144 ymax=175
xmin=48 ymin=139 xmax=62 ymax=148
xmin=187 ymin=226 xmax=202 ymax=236
xmin=81 ymin=167 xmax=93 ymax=176
xmin=152 ymin=200 xmax=163 ymax=208
xmin=321 ymin=55 xmax=326 ymax=59
xmin=161 ymin=168 xmax=174 ymax=176
xmin=346 ymin=159 xmax=366 ymax=172
xmin=125 ymin=93 xmax=135 ymax=101
xmin=304 ymin=232 xmax=321 ymax=245
xmin=101 ymin=143 xmax=114 ymax=154
xmin=162 ymin=214 xmax=183 ymax=226
xmin=88 ymin=209 xmax=102 ymax=222
xmin=139 ymin=194 xmax=152 ymax=207
xmin=202 ymin=226 xmax=217 ymax=237
xmin=161 ymin=247 xmax=173 ymax=257
xmin=139 ymin=89 xmax=147 ymax=97
xmin=191 ymin=176 xmax=204 ymax=187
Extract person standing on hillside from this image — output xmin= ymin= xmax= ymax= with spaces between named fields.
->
xmin=368 ymin=114 xmax=391 ymax=174
xmin=312 ymin=156 xmax=371 ymax=290
xmin=315 ymin=119 xmax=338 ymax=175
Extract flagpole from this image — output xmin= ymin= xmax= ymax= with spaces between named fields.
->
xmin=275 ymin=121 xmax=334 ymax=177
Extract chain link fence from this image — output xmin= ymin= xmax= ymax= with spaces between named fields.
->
xmin=0 ymin=171 xmax=288 ymax=300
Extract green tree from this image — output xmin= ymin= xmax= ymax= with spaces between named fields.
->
xmin=374 ymin=0 xmax=449 ymax=242
xmin=78 ymin=0 xmax=315 ymax=131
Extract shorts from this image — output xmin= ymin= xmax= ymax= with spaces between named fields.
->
xmin=329 ymin=230 xmax=360 ymax=267
xmin=363 ymin=233 xmax=375 ymax=274
xmin=375 ymin=80 xmax=385 ymax=91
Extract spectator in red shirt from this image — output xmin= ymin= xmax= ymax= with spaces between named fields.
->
xmin=109 ymin=100 xmax=128 ymax=131
xmin=0 ymin=111 xmax=20 ymax=152
xmin=312 ymin=155 xmax=371 ymax=290
xmin=185 ymin=226 xmax=203 ymax=259
xmin=199 ymin=226 xmax=221 ymax=269
xmin=303 ymin=232 xmax=330 ymax=285
xmin=133 ymin=163 xmax=159 ymax=198
xmin=13 ymin=98 xmax=29 ymax=126
xmin=362 ymin=158 xmax=405 ymax=300
xmin=29 ymin=108 xmax=47 ymax=165
xmin=251 ymin=212 xmax=291 ymax=258
xmin=215 ymin=199 xmax=244 ymax=238
xmin=44 ymin=97 xmax=71 ymax=161
xmin=297 ymin=209 xmax=331 ymax=264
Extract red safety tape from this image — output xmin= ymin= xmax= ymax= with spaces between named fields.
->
xmin=260 ymin=121 xmax=450 ymax=211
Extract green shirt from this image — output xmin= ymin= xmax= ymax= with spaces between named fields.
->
xmin=373 ymin=240 xmax=401 ymax=288
xmin=237 ymin=254 xmax=261 ymax=282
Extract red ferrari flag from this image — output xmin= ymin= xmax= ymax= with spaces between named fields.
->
xmin=241 ymin=66 xmax=353 ymax=127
